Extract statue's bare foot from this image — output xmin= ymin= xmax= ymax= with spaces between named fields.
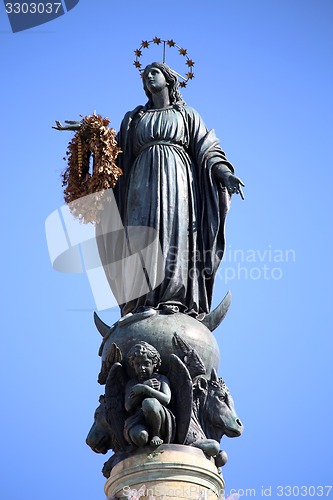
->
xmin=150 ymin=436 xmax=163 ymax=446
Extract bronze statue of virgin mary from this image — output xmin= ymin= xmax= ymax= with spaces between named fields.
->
xmin=95 ymin=62 xmax=244 ymax=318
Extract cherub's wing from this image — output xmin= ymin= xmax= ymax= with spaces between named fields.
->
xmin=172 ymin=333 xmax=206 ymax=378
xmin=168 ymin=354 xmax=193 ymax=444
xmin=105 ymin=362 xmax=128 ymax=451
xmin=98 ymin=342 xmax=123 ymax=385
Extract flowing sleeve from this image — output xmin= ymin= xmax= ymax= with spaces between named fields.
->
xmin=184 ymin=105 xmax=234 ymax=174
xmin=183 ymin=106 xmax=233 ymax=278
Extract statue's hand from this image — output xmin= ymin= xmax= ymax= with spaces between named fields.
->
xmin=213 ymin=165 xmax=245 ymax=200
xmin=52 ymin=120 xmax=82 ymax=131
xmin=224 ymin=173 xmax=245 ymax=200
xmin=144 ymin=378 xmax=161 ymax=390
xmin=130 ymin=384 xmax=147 ymax=398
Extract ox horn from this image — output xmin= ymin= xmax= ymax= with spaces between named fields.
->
xmin=94 ymin=312 xmax=110 ymax=338
xmin=201 ymin=291 xmax=231 ymax=332
xmin=210 ymin=368 xmax=219 ymax=382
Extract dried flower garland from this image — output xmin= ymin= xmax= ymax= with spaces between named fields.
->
xmin=62 ymin=113 xmax=122 ymax=224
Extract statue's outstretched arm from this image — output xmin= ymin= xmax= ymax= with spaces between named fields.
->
xmin=52 ymin=120 xmax=82 ymax=131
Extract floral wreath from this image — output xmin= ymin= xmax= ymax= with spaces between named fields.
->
xmin=62 ymin=113 xmax=122 ymax=224
xmin=134 ymin=37 xmax=195 ymax=88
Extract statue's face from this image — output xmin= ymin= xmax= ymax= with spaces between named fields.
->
xmin=144 ymin=66 xmax=168 ymax=94
xmin=132 ymin=353 xmax=155 ymax=381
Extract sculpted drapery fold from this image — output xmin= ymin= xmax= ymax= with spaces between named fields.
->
xmin=96 ymin=104 xmax=233 ymax=317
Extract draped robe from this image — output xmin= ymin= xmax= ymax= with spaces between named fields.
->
xmin=96 ymin=104 xmax=233 ymax=317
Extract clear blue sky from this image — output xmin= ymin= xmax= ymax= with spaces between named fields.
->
xmin=1 ymin=1 xmax=332 ymax=499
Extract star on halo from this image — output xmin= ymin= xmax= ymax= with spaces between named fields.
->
xmin=133 ymin=38 xmax=195 ymax=88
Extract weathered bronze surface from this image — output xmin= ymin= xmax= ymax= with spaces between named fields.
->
xmin=86 ymin=333 xmax=243 ymax=478
xmin=96 ymin=62 xmax=244 ymax=318
xmin=55 ymin=61 xmax=244 ymax=480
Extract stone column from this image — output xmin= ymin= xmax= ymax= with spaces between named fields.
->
xmin=104 ymin=444 xmax=224 ymax=499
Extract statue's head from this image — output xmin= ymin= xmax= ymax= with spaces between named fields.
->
xmin=142 ymin=62 xmax=184 ymax=107
xmin=127 ymin=341 xmax=161 ymax=380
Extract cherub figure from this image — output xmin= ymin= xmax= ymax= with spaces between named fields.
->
xmin=123 ymin=342 xmax=175 ymax=447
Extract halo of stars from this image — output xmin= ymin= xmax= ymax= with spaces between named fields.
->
xmin=134 ymin=37 xmax=195 ymax=88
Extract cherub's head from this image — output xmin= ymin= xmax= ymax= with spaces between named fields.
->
xmin=127 ymin=342 xmax=161 ymax=381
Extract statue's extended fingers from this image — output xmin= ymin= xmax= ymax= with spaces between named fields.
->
xmin=55 ymin=120 xmax=63 ymax=128
xmin=239 ymin=179 xmax=245 ymax=187
xmin=239 ymin=186 xmax=245 ymax=200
